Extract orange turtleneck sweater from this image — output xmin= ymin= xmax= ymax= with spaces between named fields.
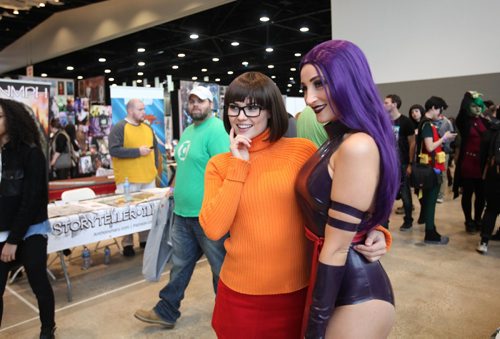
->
xmin=200 ymin=130 xmax=317 ymax=295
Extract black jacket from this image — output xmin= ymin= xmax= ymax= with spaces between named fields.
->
xmin=0 ymin=141 xmax=48 ymax=244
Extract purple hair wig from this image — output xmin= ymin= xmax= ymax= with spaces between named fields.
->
xmin=300 ymin=40 xmax=399 ymax=228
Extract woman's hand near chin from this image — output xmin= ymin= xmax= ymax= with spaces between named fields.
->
xmin=229 ymin=128 xmax=251 ymax=161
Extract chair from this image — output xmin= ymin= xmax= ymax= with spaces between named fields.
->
xmin=61 ymin=187 xmax=96 ymax=202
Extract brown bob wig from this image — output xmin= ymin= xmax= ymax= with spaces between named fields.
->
xmin=223 ymin=72 xmax=288 ymax=142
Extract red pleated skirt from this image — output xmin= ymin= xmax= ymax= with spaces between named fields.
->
xmin=212 ymin=280 xmax=307 ymax=339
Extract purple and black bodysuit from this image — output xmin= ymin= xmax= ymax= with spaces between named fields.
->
xmin=295 ymin=121 xmax=394 ymax=309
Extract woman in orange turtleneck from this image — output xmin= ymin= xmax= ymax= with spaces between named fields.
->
xmin=199 ymin=71 xmax=390 ymax=338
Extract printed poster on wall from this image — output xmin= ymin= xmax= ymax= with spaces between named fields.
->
xmin=0 ymin=79 xmax=50 ymax=159
xmin=78 ymin=75 xmax=106 ymax=103
xmin=110 ymin=86 xmax=167 ymax=187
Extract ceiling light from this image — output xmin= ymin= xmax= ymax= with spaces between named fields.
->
xmin=13 ymin=10 xmax=19 ymax=15
xmin=66 ymin=66 xmax=74 ymax=71
xmin=287 ymin=89 xmax=290 ymax=93
xmin=41 ymin=73 xmax=47 ymax=77
xmin=111 ymin=84 xmax=117 ymax=87
xmin=227 ymin=71 xmax=234 ymax=75
xmin=77 ymin=76 xmax=83 ymax=80
xmin=265 ymin=47 xmax=273 ymax=53
xmin=242 ymin=61 xmax=249 ymax=66
xmin=215 ymin=78 xmax=220 ymax=82
xmin=212 ymin=57 xmax=220 ymax=62
xmin=267 ymin=65 xmax=274 ymax=69
xmin=157 ymin=50 xmax=164 ymax=55
xmin=294 ymin=53 xmax=301 ymax=57
xmin=299 ymin=89 xmax=303 ymax=93
xmin=104 ymin=69 xmax=111 ymax=74
xmin=231 ymin=41 xmax=239 ymax=46
xmin=137 ymin=48 xmax=146 ymax=53
xmin=260 ymin=16 xmax=270 ymax=22
xmin=177 ymin=53 xmax=185 ymax=58
xmin=290 ymin=67 xmax=296 ymax=71
xmin=289 ymin=77 xmax=294 ymax=80
xmin=108 ymin=77 xmax=115 ymax=81
xmin=146 ymin=84 xmax=151 ymax=88
xmin=192 ymin=76 xmax=198 ymax=80
xmin=137 ymin=79 xmax=142 ymax=83
xmin=39 ymin=3 xmax=45 ymax=7
xmin=201 ymin=68 xmax=207 ymax=72
xmin=172 ymin=65 xmax=179 ymax=69
xmin=271 ymin=75 xmax=276 ymax=79
xmin=98 ymin=58 xmax=106 ymax=62
xmin=287 ymin=84 xmax=292 ymax=87
xmin=300 ymin=26 xmax=309 ymax=32
xmin=137 ymin=72 xmax=144 ymax=76
xmin=190 ymin=33 xmax=199 ymax=39
xmin=137 ymin=61 xmax=145 ymax=66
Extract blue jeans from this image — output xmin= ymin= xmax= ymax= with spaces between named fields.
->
xmin=154 ymin=214 xmax=227 ymax=323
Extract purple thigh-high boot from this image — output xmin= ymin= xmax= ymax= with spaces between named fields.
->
xmin=305 ymin=262 xmax=346 ymax=339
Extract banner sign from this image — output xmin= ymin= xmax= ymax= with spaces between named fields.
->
xmin=48 ymin=199 xmax=160 ymax=253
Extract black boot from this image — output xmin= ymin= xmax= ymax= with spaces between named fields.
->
xmin=424 ymin=228 xmax=449 ymax=245
xmin=40 ymin=327 xmax=56 ymax=339
xmin=305 ymin=262 xmax=346 ymax=339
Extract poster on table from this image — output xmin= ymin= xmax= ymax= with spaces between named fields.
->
xmin=178 ymin=80 xmax=221 ymax=133
xmin=110 ymin=86 xmax=168 ymax=187
xmin=78 ymin=76 xmax=106 ymax=104
xmin=0 ymin=78 xmax=50 ymax=158
xmin=19 ymin=75 xmax=76 ymax=126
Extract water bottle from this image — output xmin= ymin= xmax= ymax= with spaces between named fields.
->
xmin=81 ymin=246 xmax=92 ymax=270
xmin=123 ymin=177 xmax=132 ymax=202
xmin=104 ymin=246 xmax=111 ymax=265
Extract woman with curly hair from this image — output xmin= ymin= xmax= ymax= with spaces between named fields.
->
xmin=0 ymin=98 xmax=56 ymax=338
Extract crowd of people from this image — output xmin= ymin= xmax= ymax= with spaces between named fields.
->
xmin=383 ymin=90 xmax=499 ymax=254
xmin=2 ymin=38 xmax=499 ymax=339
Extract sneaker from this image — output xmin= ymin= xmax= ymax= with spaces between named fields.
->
xmin=476 ymin=242 xmax=488 ymax=254
xmin=424 ymin=229 xmax=449 ymax=245
xmin=399 ymin=223 xmax=413 ymax=232
xmin=417 ymin=217 xmax=425 ymax=225
xmin=424 ymin=235 xmax=449 ymax=245
xmin=436 ymin=198 xmax=444 ymax=203
xmin=122 ymin=245 xmax=135 ymax=257
xmin=395 ymin=206 xmax=405 ymax=215
xmin=134 ymin=309 xmax=175 ymax=328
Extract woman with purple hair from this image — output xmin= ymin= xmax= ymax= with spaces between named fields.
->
xmin=296 ymin=40 xmax=398 ymax=338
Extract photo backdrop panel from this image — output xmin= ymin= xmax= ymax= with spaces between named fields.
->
xmin=110 ymin=86 xmax=167 ymax=187
xmin=0 ymin=79 xmax=50 ymax=158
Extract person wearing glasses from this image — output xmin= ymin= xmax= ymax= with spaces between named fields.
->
xmin=199 ymin=72 xmax=391 ymax=338
xmin=134 ymin=86 xmax=229 ymax=329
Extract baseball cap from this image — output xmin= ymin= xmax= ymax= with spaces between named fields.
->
xmin=188 ymin=86 xmax=213 ymax=102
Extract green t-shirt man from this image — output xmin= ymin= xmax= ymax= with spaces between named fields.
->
xmin=297 ymin=106 xmax=328 ymax=147
xmin=173 ymin=117 xmax=229 ymax=217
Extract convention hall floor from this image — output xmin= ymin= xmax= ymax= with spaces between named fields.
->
xmin=1 ymin=188 xmax=499 ymax=339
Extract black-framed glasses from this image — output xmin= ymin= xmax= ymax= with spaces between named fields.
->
xmin=227 ymin=103 xmax=263 ymax=117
